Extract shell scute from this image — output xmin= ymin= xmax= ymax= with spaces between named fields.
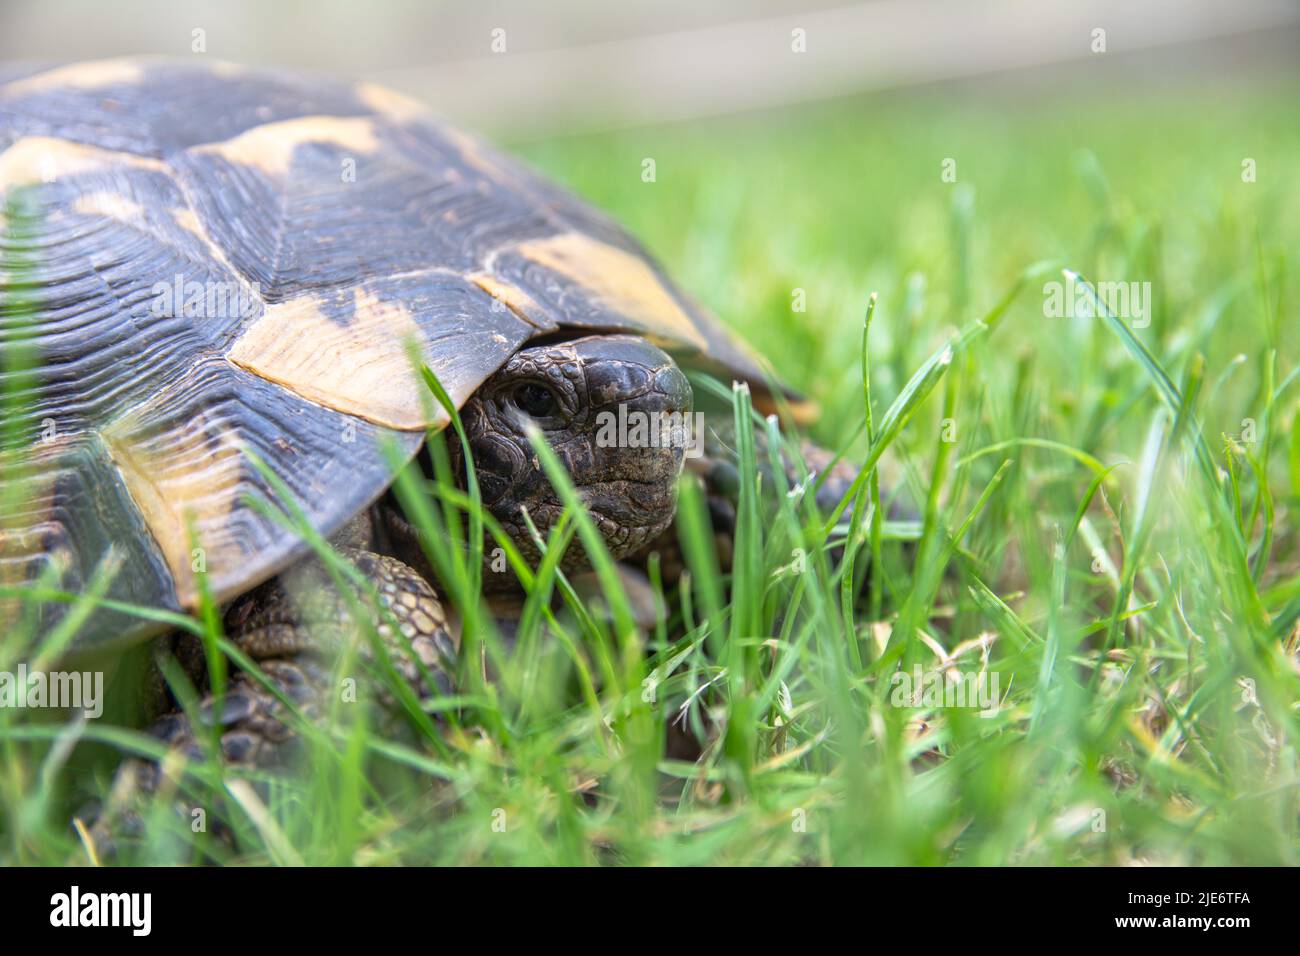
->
xmin=0 ymin=58 xmax=787 ymax=651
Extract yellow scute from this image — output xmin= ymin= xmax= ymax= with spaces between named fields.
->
xmin=513 ymin=232 xmax=707 ymax=351
xmin=1 ymin=58 xmax=143 ymax=97
xmin=191 ymin=115 xmax=380 ymax=178
xmin=227 ymin=288 xmax=434 ymax=430
xmin=99 ymin=412 xmax=245 ymax=608
xmin=0 ymin=137 xmax=163 ymax=194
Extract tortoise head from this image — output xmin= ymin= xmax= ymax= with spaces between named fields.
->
xmin=456 ymin=334 xmax=694 ymax=570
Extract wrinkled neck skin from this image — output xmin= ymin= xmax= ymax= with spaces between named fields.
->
xmin=382 ymin=334 xmax=694 ymax=591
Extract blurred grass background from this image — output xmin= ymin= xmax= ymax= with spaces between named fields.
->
xmin=517 ymin=80 xmax=1300 ymax=463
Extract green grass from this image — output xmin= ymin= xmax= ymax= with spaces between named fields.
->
xmin=4 ymin=75 xmax=1300 ymax=865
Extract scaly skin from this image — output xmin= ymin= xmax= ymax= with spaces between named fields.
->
xmin=454 ymin=334 xmax=693 ymax=576
xmin=154 ymin=546 xmax=458 ymax=761
xmin=87 ymin=546 xmax=456 ymax=856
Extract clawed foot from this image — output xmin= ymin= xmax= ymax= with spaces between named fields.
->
xmin=81 ymin=548 xmax=456 ymax=861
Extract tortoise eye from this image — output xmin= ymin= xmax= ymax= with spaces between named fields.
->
xmin=514 ymin=382 xmax=558 ymax=418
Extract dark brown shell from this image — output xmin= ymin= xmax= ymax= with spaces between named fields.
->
xmin=0 ymin=57 xmax=793 ymax=652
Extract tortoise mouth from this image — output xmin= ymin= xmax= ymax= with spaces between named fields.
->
xmin=588 ymin=510 xmax=673 ymax=557
xmin=578 ymin=478 xmax=679 ymax=525
xmin=525 ymin=500 xmax=675 ymax=561
xmin=379 ymin=463 xmax=680 ymax=576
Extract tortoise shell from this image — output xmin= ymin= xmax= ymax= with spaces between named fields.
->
xmin=0 ymin=57 xmax=794 ymax=653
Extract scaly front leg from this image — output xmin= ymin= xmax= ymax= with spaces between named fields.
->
xmin=86 ymin=548 xmax=457 ymax=858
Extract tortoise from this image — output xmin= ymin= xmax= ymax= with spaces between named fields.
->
xmin=0 ymin=58 xmax=858 ymax=790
